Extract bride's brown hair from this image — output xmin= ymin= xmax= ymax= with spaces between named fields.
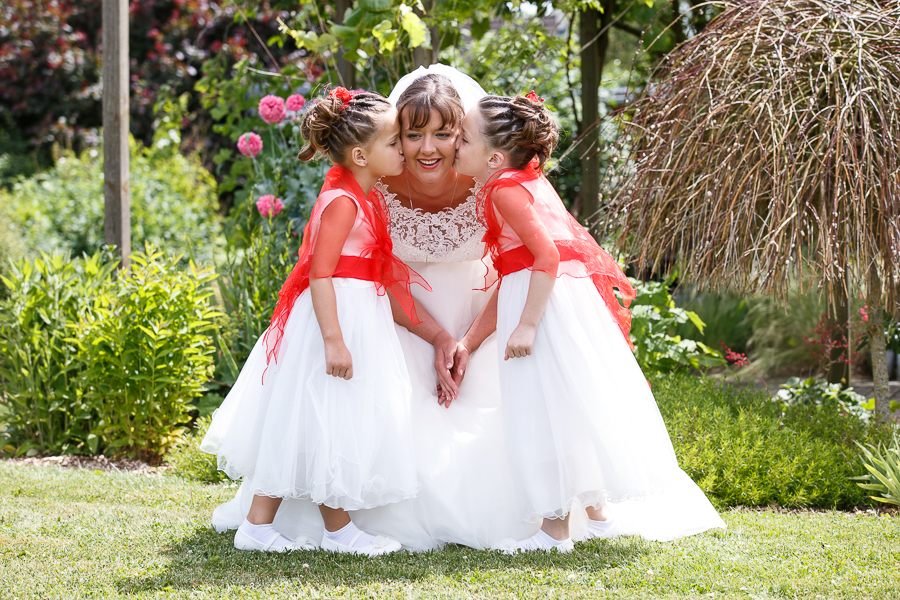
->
xmin=477 ymin=94 xmax=559 ymax=170
xmin=298 ymin=89 xmax=392 ymax=164
xmin=396 ymin=74 xmax=464 ymax=131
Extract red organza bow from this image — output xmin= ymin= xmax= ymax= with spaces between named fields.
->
xmin=262 ymin=166 xmax=429 ymax=371
xmin=329 ymin=86 xmax=354 ymax=109
xmin=525 ymin=90 xmax=544 ymax=103
xmin=476 ymin=163 xmax=636 ymax=349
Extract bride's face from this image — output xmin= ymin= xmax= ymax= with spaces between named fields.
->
xmin=400 ymin=108 xmax=459 ymax=184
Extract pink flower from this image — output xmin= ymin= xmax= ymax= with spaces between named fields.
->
xmin=286 ymin=94 xmax=306 ymax=112
xmin=258 ymin=95 xmax=286 ymax=124
xmin=237 ymin=132 xmax=263 ymax=158
xmin=256 ymin=194 xmax=284 ymax=218
xmin=860 ymin=307 xmax=869 ymax=322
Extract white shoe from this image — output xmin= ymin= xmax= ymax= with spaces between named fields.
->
xmin=583 ymin=517 xmax=618 ymax=540
xmin=321 ymin=531 xmax=401 ymax=556
xmin=233 ymin=528 xmax=317 ymax=552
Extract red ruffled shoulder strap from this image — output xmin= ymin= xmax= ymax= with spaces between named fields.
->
xmin=476 ymin=163 xmax=636 ymax=349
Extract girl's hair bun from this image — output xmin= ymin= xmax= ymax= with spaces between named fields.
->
xmin=477 ymin=94 xmax=560 ymax=170
xmin=298 ymin=89 xmax=392 ymax=164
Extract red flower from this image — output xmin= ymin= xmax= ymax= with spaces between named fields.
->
xmin=329 ymin=86 xmax=354 ymax=109
xmin=525 ymin=90 xmax=544 ymax=103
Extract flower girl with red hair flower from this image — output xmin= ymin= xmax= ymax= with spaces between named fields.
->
xmin=454 ymin=93 xmax=725 ymax=553
xmin=203 ymin=88 xmax=429 ymax=556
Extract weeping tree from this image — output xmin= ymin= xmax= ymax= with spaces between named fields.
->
xmin=603 ymin=0 xmax=900 ymax=417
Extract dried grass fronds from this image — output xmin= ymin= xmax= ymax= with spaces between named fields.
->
xmin=603 ymin=0 xmax=900 ymax=311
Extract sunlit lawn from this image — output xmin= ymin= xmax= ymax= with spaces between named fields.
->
xmin=1 ymin=462 xmax=898 ymax=599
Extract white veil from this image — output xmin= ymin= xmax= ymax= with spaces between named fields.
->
xmin=387 ymin=64 xmax=487 ymax=113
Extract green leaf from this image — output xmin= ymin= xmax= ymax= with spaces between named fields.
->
xmin=331 ymin=24 xmax=358 ymax=38
xmin=686 ymin=310 xmax=706 ymax=334
xmin=372 ymin=20 xmax=398 ymax=53
xmin=359 ymin=0 xmax=392 ymax=11
xmin=87 ymin=434 xmax=99 ymax=455
xmin=400 ymin=9 xmax=428 ymax=48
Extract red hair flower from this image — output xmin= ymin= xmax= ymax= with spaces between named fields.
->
xmin=525 ymin=90 xmax=544 ymax=103
xmin=329 ymin=86 xmax=354 ymax=109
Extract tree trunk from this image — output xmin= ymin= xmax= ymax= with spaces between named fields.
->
xmin=672 ymin=1 xmax=686 ymax=45
xmin=578 ymin=8 xmax=600 ymax=227
xmin=867 ymin=269 xmax=891 ymax=419
xmin=826 ymin=285 xmax=850 ymax=386
xmin=430 ymin=0 xmax=440 ymax=64
xmin=579 ymin=1 xmax=616 ymax=232
xmin=102 ymin=0 xmax=130 ymax=268
xmin=335 ymin=0 xmax=355 ymax=88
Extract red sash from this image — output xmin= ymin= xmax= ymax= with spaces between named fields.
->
xmin=477 ymin=163 xmax=635 ymax=349
xmin=263 ymin=166 xmax=429 ymax=368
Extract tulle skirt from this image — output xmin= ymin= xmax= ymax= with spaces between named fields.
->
xmin=201 ymin=278 xmax=418 ymax=511
xmin=209 ymin=260 xmax=536 ymax=549
xmin=496 ymin=265 xmax=726 ymax=536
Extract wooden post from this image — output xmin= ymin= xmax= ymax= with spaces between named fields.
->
xmin=335 ymin=0 xmax=355 ymax=89
xmin=579 ymin=8 xmax=600 ymax=227
xmin=103 ymin=0 xmax=130 ymax=268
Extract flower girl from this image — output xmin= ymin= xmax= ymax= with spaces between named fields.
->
xmin=454 ymin=93 xmax=725 ymax=552
xmin=202 ymin=88 xmax=429 ymax=556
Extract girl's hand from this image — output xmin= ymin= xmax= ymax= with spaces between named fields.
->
xmin=325 ymin=339 xmax=353 ymax=380
xmin=504 ymin=323 xmax=537 ymax=360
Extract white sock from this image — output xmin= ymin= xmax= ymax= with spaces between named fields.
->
xmin=239 ymin=519 xmax=296 ymax=551
xmin=587 ymin=517 xmax=616 ymax=537
xmin=323 ymin=521 xmax=374 ymax=549
xmin=516 ymin=529 xmax=570 ymax=551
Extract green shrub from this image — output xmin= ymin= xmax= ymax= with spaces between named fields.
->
xmin=0 ymin=202 xmax=25 ymax=297
xmin=654 ymin=373 xmax=893 ymax=508
xmin=630 ymin=279 xmax=725 ymax=374
xmin=0 ymin=252 xmax=117 ymax=456
xmin=166 ymin=416 xmax=226 ymax=483
xmin=1 ymin=136 xmax=222 ymax=265
xmin=672 ymin=287 xmax=754 ymax=354
xmin=774 ymin=376 xmax=873 ymax=422
xmin=0 ymin=248 xmax=218 ymax=460
xmin=74 ymin=247 xmax=219 ymax=460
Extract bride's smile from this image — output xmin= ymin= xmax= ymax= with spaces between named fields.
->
xmin=402 ymin=110 xmax=459 ymax=184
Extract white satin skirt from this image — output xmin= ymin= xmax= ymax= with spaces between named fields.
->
xmin=496 ymin=265 xmax=726 ymax=538
xmin=201 ymin=278 xmax=418 ymax=511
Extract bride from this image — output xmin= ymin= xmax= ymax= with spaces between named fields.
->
xmin=208 ymin=64 xmax=725 ymax=550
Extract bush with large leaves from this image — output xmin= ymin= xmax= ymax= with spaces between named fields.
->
xmin=0 ymin=248 xmax=218 ymax=461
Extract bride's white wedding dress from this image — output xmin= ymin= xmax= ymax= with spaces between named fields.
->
xmin=209 ymin=180 xmax=725 ymax=549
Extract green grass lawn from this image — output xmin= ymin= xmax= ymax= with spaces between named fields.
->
xmin=1 ymin=462 xmax=898 ymax=599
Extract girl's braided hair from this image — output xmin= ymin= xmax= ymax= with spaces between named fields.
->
xmin=477 ymin=94 xmax=559 ymax=170
xmin=298 ymin=89 xmax=392 ymax=164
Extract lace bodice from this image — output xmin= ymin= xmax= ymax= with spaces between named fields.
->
xmin=377 ymin=180 xmax=487 ymax=263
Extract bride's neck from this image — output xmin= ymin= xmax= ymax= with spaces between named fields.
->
xmin=407 ymin=169 xmax=458 ymax=202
